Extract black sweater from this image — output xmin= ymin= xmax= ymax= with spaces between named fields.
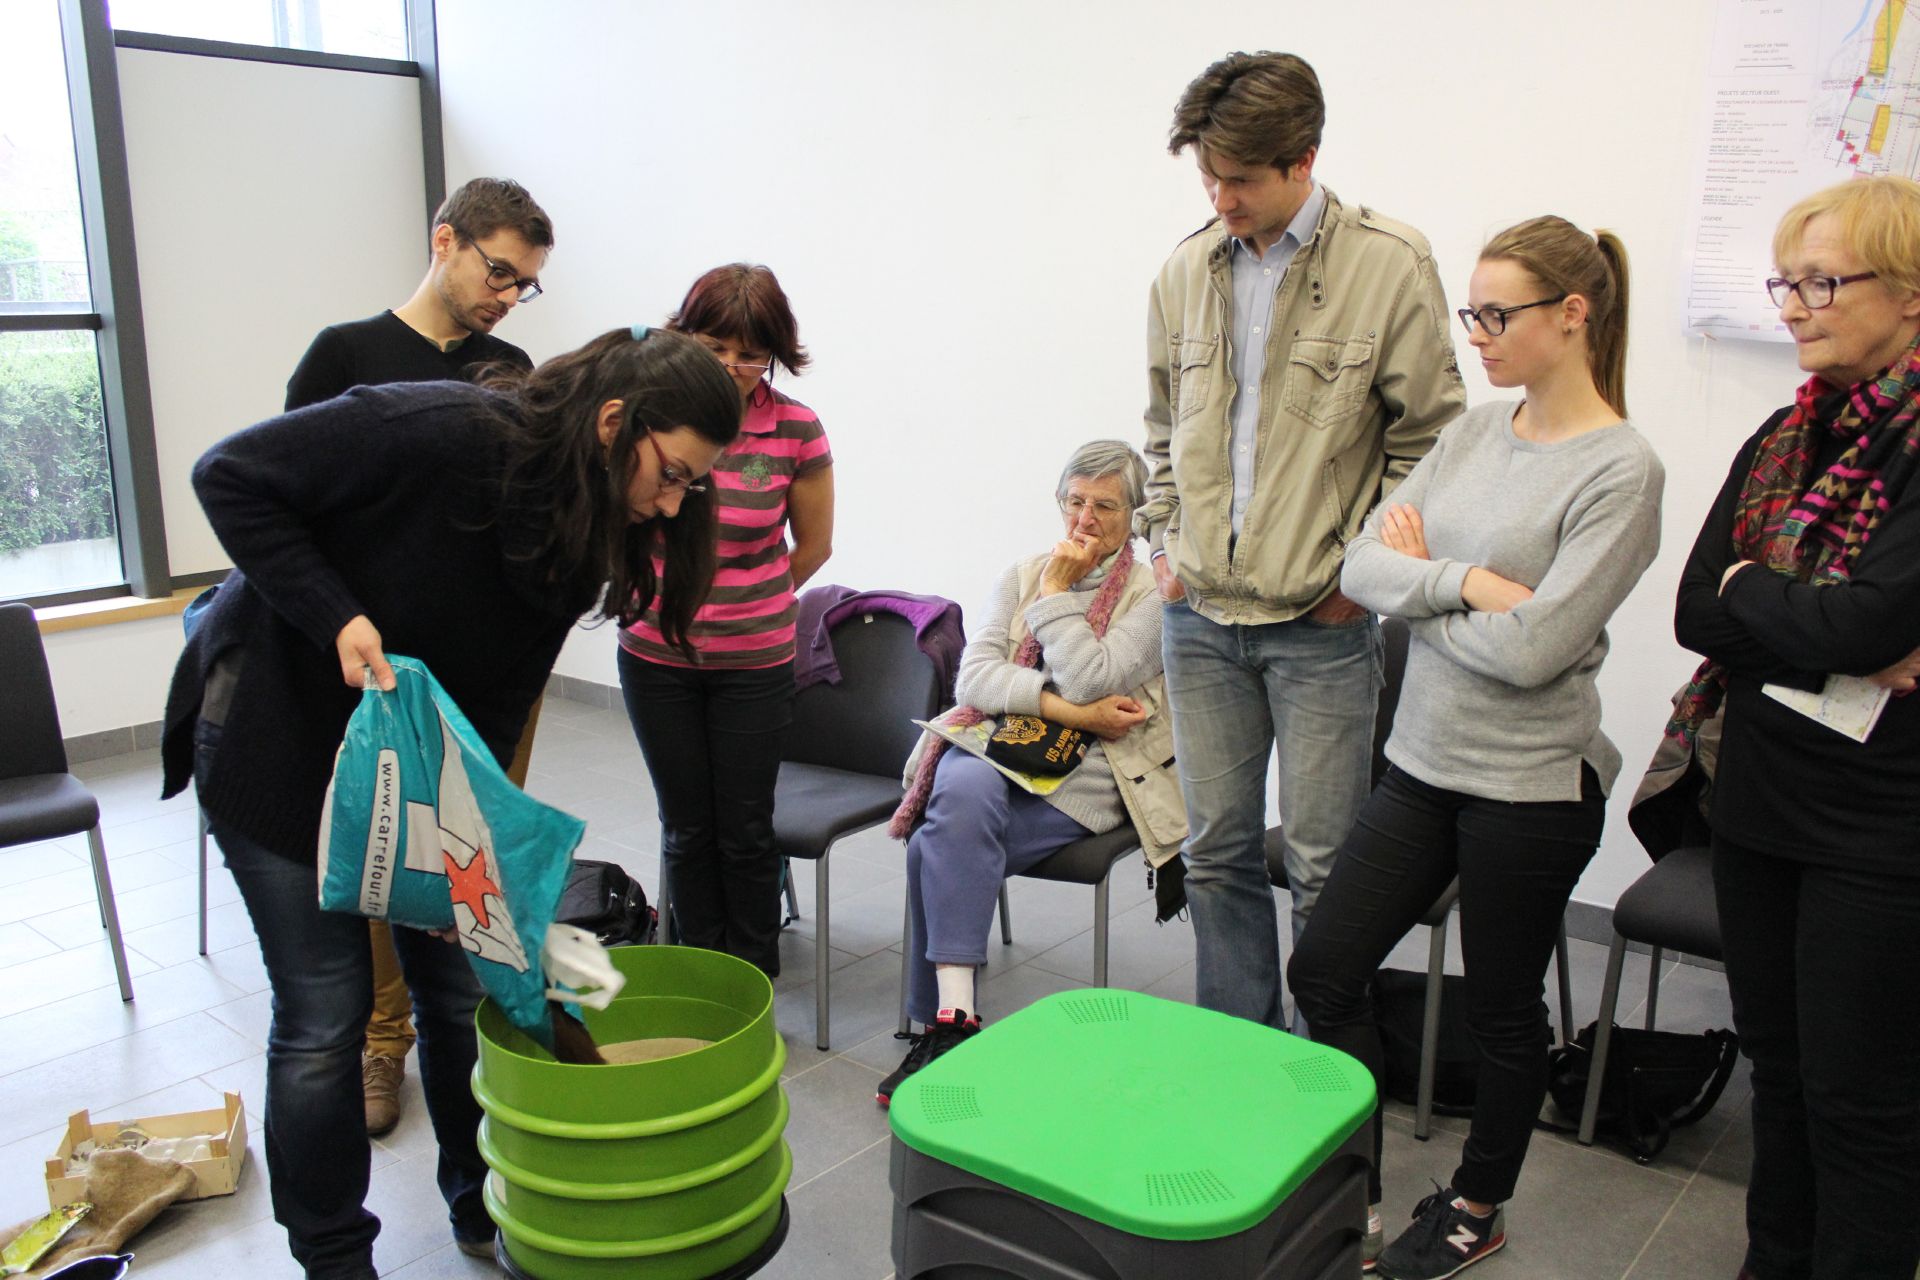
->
xmin=160 ymin=382 xmax=589 ymax=863
xmin=1675 ymin=409 xmax=1920 ymax=869
xmin=285 ymin=311 xmax=531 ymax=412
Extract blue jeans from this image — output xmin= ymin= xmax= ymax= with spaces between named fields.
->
xmin=210 ymin=816 xmax=493 ymax=1277
xmin=904 ymin=751 xmax=1089 ymax=1025
xmin=1161 ymin=599 xmax=1381 ymax=1029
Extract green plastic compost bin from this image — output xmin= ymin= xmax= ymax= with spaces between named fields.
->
xmin=473 ymin=945 xmax=791 ymax=1280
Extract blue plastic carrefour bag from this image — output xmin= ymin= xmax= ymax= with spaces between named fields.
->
xmin=316 ymin=656 xmax=584 ymax=1047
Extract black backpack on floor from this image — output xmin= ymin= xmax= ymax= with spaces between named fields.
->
xmin=555 ymin=859 xmax=657 ymax=946
xmin=1542 ymin=1020 xmax=1739 ymax=1162
xmin=1371 ymin=967 xmax=1480 ymax=1115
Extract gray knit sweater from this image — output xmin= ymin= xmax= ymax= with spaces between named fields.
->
xmin=955 ymin=550 xmax=1166 ymax=833
xmin=1340 ymin=401 xmax=1664 ymax=802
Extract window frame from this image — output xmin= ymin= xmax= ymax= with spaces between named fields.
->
xmin=2 ymin=0 xmax=444 ymax=609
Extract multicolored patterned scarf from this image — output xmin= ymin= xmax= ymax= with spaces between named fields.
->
xmin=889 ymin=541 xmax=1135 ymax=839
xmin=1667 ymin=332 xmax=1920 ymax=745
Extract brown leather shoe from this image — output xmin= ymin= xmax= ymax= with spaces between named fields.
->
xmin=363 ymin=1052 xmax=406 ymax=1136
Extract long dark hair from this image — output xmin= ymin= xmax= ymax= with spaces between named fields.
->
xmin=484 ymin=328 xmax=740 ymax=644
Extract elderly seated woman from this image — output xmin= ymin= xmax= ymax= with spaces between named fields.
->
xmin=877 ymin=439 xmax=1184 ymax=1106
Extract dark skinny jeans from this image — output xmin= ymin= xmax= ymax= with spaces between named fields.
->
xmin=619 ymin=648 xmax=794 ymax=977
xmin=1289 ymin=764 xmax=1602 ymax=1206
xmin=1713 ymin=835 xmax=1920 ymax=1280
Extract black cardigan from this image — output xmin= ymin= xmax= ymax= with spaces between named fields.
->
xmin=1674 ymin=409 xmax=1920 ymax=868
xmin=160 ymin=381 xmax=589 ymax=863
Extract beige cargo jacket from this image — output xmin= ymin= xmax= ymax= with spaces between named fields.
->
xmin=1135 ymin=186 xmax=1465 ymax=625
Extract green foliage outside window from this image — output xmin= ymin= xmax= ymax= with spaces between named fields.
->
xmin=0 ymin=331 xmax=115 ymax=556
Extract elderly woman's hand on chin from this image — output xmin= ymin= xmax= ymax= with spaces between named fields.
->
xmin=1039 ymin=531 xmax=1104 ymax=596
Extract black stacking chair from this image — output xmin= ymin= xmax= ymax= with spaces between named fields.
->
xmin=1577 ymin=843 xmax=1722 ymax=1145
xmin=0 ymin=603 xmax=133 ymax=1001
xmin=764 ymin=610 xmax=944 ymax=1049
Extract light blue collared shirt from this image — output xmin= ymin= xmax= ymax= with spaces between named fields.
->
xmin=1226 ymin=183 xmax=1325 ymax=542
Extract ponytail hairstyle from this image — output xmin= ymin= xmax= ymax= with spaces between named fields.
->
xmin=1480 ymin=216 xmax=1631 ymax=417
xmin=483 ymin=328 xmax=741 ymax=645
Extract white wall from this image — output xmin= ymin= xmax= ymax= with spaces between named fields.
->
xmin=43 ymin=615 xmax=185 ymax=739
xmin=117 ymin=47 xmax=427 ymax=576
xmin=435 ymin=0 xmax=1819 ymax=911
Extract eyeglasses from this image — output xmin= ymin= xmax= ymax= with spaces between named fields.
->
xmin=1456 ymin=294 xmax=1567 ymax=336
xmin=451 ymin=225 xmax=542 ymax=303
xmin=647 ymin=433 xmax=707 ymax=495
xmin=1059 ymin=495 xmax=1127 ymax=519
xmin=1765 ymin=272 xmax=1877 ymax=309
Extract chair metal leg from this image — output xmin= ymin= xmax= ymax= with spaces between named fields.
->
xmin=1415 ymin=910 xmax=1448 ymax=1141
xmin=782 ymin=858 xmax=800 ymax=925
xmin=86 ymin=826 xmax=134 ymax=1003
xmin=897 ymin=896 xmax=913 ymax=1036
xmin=998 ymin=883 xmax=1012 ymax=945
xmin=1092 ymin=875 xmax=1111 ymax=987
xmin=197 ymin=807 xmax=210 ymax=957
xmin=657 ymin=854 xmax=677 ymax=946
xmin=1579 ymin=933 xmax=1630 ymax=1145
xmin=1554 ymin=923 xmax=1573 ymax=1044
xmin=1644 ymin=946 xmax=1664 ymax=1030
xmin=815 ymin=855 xmax=831 ymax=1051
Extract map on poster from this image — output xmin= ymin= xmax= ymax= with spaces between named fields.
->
xmin=1685 ymin=0 xmax=1920 ymax=340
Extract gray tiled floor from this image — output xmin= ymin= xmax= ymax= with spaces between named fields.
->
xmin=0 ymin=695 xmax=1751 ymax=1278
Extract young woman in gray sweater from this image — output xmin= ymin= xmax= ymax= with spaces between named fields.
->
xmin=1288 ymin=217 xmax=1664 ymax=1280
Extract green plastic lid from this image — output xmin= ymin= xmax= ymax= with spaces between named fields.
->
xmin=888 ymin=989 xmax=1374 ymax=1241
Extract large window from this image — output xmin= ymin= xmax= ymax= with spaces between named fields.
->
xmin=0 ymin=1 xmax=121 ymax=599
xmin=107 ymin=0 xmax=407 ymax=59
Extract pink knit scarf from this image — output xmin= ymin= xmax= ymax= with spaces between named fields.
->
xmin=888 ymin=541 xmax=1135 ymax=839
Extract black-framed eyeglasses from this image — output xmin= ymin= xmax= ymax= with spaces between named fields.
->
xmin=647 ymin=432 xmax=707 ymax=495
xmin=451 ymin=225 xmax=542 ymax=303
xmin=1766 ymin=272 xmax=1877 ymax=309
xmin=1456 ymin=294 xmax=1567 ymax=336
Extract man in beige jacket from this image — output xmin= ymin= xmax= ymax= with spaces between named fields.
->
xmin=1138 ymin=52 xmax=1463 ymax=1032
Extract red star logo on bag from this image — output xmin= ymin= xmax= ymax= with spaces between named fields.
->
xmin=444 ymin=847 xmax=503 ymax=930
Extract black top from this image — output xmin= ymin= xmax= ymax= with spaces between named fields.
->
xmin=160 ymin=382 xmax=589 ymax=863
xmin=1675 ymin=408 xmax=1920 ymax=869
xmin=285 ymin=310 xmax=532 ymax=411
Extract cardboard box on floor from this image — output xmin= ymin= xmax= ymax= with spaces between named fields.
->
xmin=44 ymin=1093 xmax=247 ymax=1211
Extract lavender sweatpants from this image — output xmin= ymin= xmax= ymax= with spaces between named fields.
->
xmin=903 ymin=750 xmax=1090 ymax=1025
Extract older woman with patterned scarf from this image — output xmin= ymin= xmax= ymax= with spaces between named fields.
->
xmin=1674 ymin=175 xmax=1920 ymax=1280
xmin=876 ymin=440 xmax=1184 ymax=1106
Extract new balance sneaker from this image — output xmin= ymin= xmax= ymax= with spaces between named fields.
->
xmin=876 ymin=1008 xmax=980 ymax=1107
xmin=1363 ymin=1204 xmax=1385 ymax=1272
xmin=1377 ymin=1184 xmax=1506 ymax=1279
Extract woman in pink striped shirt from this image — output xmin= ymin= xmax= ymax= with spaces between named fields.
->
xmin=619 ymin=264 xmax=835 ymax=976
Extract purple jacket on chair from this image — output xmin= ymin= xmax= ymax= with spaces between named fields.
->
xmin=793 ymin=585 xmax=965 ymax=707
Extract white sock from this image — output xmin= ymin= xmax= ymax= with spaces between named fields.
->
xmin=934 ymin=964 xmax=976 ymax=1018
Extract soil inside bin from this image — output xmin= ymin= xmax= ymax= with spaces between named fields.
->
xmin=597 ymin=1036 xmax=714 ymax=1064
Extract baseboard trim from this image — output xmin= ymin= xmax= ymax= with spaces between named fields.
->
xmin=544 ymin=672 xmax=620 ymax=711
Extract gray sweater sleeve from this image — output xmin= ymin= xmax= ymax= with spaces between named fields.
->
xmin=954 ymin=564 xmax=1049 ymax=715
xmin=1412 ymin=475 xmax=1663 ymax=689
xmin=1024 ymin=575 xmax=1165 ymax=704
xmin=1341 ymin=429 xmax=1474 ymax=619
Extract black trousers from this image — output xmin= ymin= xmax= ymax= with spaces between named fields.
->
xmin=619 ymin=648 xmax=794 ymax=977
xmin=1713 ymin=835 xmax=1920 ymax=1280
xmin=1289 ymin=764 xmax=1602 ymax=1205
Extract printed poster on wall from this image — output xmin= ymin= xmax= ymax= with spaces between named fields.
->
xmin=1685 ymin=0 xmax=1920 ymax=340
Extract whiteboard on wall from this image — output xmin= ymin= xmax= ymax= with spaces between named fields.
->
xmin=117 ymin=47 xmax=426 ymax=577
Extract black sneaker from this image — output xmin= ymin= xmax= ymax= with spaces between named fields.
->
xmin=876 ymin=1007 xmax=980 ymax=1107
xmin=1377 ymin=1183 xmax=1505 ymax=1279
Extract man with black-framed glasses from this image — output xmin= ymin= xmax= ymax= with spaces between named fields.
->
xmin=280 ymin=176 xmax=553 ymax=1156
xmin=285 ymin=176 xmax=553 ymax=411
